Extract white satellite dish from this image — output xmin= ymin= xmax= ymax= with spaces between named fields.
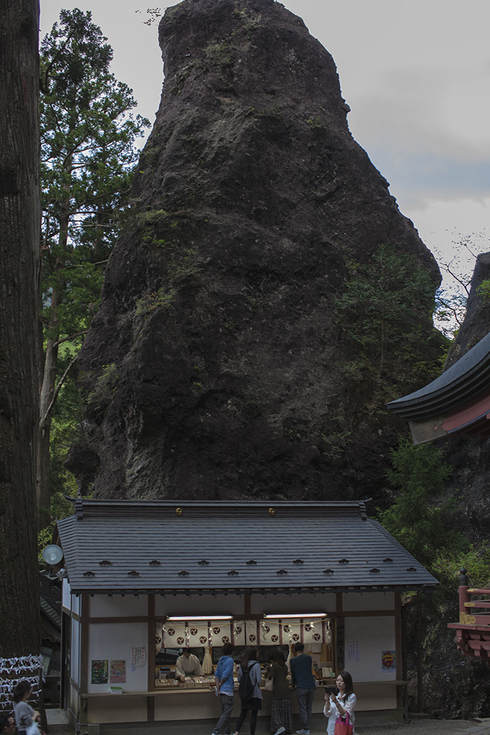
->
xmin=42 ymin=544 xmax=64 ymax=565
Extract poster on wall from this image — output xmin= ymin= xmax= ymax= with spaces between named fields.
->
xmin=131 ymin=647 xmax=146 ymax=667
xmin=91 ymin=660 xmax=108 ymax=684
xmin=110 ymin=660 xmax=126 ymax=683
xmin=347 ymin=642 xmax=360 ymax=662
xmin=382 ymin=650 xmax=396 ymax=671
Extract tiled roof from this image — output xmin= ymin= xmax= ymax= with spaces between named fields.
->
xmin=387 ymin=331 xmax=490 ymax=420
xmin=57 ymin=499 xmax=438 ymax=595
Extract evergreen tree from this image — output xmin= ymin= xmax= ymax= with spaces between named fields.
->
xmin=334 ymin=244 xmax=447 ymax=418
xmin=336 ymin=244 xmax=438 ymax=379
xmin=379 ymin=436 xmax=457 ymax=567
xmin=38 ymin=9 xmax=149 ymax=525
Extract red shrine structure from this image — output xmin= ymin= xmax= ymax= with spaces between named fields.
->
xmin=388 ymin=332 xmax=490 ymax=660
xmin=387 ymin=331 xmax=490 ymax=444
xmin=448 ymin=569 xmax=490 ymax=660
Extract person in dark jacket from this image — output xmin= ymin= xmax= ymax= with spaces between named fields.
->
xmin=289 ymin=643 xmax=316 ymax=735
xmin=267 ymin=651 xmax=292 ymax=735
xmin=0 ymin=715 xmax=16 ymax=735
xmin=234 ymin=647 xmax=262 ymax=735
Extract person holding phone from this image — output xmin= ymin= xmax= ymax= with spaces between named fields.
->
xmin=323 ymin=671 xmax=356 ymax=734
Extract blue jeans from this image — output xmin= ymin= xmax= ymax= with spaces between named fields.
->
xmin=213 ymin=693 xmax=234 ymax=734
xmin=296 ymin=687 xmax=315 ymax=730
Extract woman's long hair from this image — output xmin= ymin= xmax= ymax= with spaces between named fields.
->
xmin=240 ymin=646 xmax=258 ymax=670
xmin=338 ymin=670 xmax=354 ymax=699
xmin=275 ymin=651 xmax=286 ymax=666
xmin=13 ymin=681 xmax=31 ymax=704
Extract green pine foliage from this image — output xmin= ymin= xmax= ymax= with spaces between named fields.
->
xmin=379 ymin=437 xmax=459 ymax=568
xmin=335 ymin=245 xmax=447 ymax=406
xmin=40 ymin=8 xmax=150 ymax=337
xmin=39 ymin=9 xmax=150 ymax=517
xmin=380 ymin=436 xmax=490 ymax=718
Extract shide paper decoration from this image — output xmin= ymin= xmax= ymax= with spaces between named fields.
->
xmin=0 ymin=655 xmax=43 ymax=711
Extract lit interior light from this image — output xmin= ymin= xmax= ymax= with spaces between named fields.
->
xmin=166 ymin=615 xmax=233 ymax=621
xmin=263 ymin=613 xmax=326 ymax=619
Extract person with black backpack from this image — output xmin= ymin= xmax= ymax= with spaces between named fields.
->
xmin=233 ymin=646 xmax=263 ymax=735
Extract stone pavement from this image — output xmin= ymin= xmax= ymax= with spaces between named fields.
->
xmin=45 ymin=710 xmax=490 ymax=735
xmin=357 ymin=718 xmax=490 ymax=735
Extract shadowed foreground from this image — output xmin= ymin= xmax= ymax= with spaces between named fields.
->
xmin=46 ymin=710 xmax=490 ymax=735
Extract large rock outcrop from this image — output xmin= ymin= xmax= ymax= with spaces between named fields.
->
xmin=68 ymin=0 xmax=444 ymax=500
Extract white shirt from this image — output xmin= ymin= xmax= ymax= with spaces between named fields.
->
xmin=323 ymin=693 xmax=357 ymax=735
xmin=175 ymin=653 xmax=204 ymax=678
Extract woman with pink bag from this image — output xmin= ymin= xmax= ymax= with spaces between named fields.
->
xmin=323 ymin=671 xmax=357 ymax=735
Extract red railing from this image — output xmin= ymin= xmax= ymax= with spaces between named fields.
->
xmin=448 ymin=569 xmax=490 ymax=659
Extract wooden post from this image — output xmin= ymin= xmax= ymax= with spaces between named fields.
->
xmin=459 ymin=568 xmax=470 ymax=622
xmin=416 ymin=605 xmax=423 ymax=713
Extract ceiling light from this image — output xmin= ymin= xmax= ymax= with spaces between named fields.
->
xmin=263 ymin=613 xmax=326 ymax=619
xmin=166 ymin=615 xmax=233 ymax=621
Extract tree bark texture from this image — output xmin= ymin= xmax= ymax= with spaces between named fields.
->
xmin=0 ymin=0 xmax=41 ymax=655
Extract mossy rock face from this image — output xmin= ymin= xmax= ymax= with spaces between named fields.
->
xmin=71 ymin=0 xmax=443 ymax=501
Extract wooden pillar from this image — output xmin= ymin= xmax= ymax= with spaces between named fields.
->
xmin=335 ymin=592 xmax=344 ymax=673
xmin=416 ymin=604 xmax=423 ymax=713
xmin=394 ymin=592 xmax=406 ymax=718
xmin=244 ymin=593 xmax=251 ymax=617
xmin=148 ymin=594 xmax=155 ymax=720
xmin=80 ymin=595 xmax=90 ymax=725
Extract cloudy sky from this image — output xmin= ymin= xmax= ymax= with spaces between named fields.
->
xmin=40 ymin=0 xmax=490 ymax=290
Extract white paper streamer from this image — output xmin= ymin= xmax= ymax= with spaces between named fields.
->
xmin=0 ymin=656 xmax=43 ymax=708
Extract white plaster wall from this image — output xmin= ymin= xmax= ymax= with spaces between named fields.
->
xmin=342 ymin=591 xmax=395 ymax=612
xmin=72 ymin=593 xmax=80 ymax=616
xmin=155 ymin=594 xmax=244 ymax=617
xmin=63 ymin=583 xmax=81 ymax=616
xmin=89 ymin=595 xmax=148 ymax=617
xmin=344 ymin=616 xmax=396 ymax=683
xmin=87 ymin=622 xmax=148 ymax=694
xmin=62 ymin=580 xmax=71 ymax=611
xmin=88 ymin=695 xmax=148 ymax=723
xmin=68 ymin=681 xmax=79 ymax=719
xmin=355 ymin=683 xmax=398 ymax=712
xmin=251 ymin=592 xmax=337 ymax=615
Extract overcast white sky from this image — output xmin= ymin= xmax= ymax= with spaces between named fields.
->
xmin=40 ymin=0 xmax=490 ymax=289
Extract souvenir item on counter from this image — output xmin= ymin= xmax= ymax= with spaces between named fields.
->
xmin=202 ymin=646 xmax=213 ymax=674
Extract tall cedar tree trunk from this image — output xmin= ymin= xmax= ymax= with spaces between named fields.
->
xmin=0 ymin=0 xmax=41 ymax=654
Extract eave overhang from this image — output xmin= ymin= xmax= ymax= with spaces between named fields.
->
xmin=387 ymin=331 xmax=490 ymax=421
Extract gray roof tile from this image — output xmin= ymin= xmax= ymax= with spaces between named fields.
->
xmin=57 ymin=500 xmax=438 ymax=594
